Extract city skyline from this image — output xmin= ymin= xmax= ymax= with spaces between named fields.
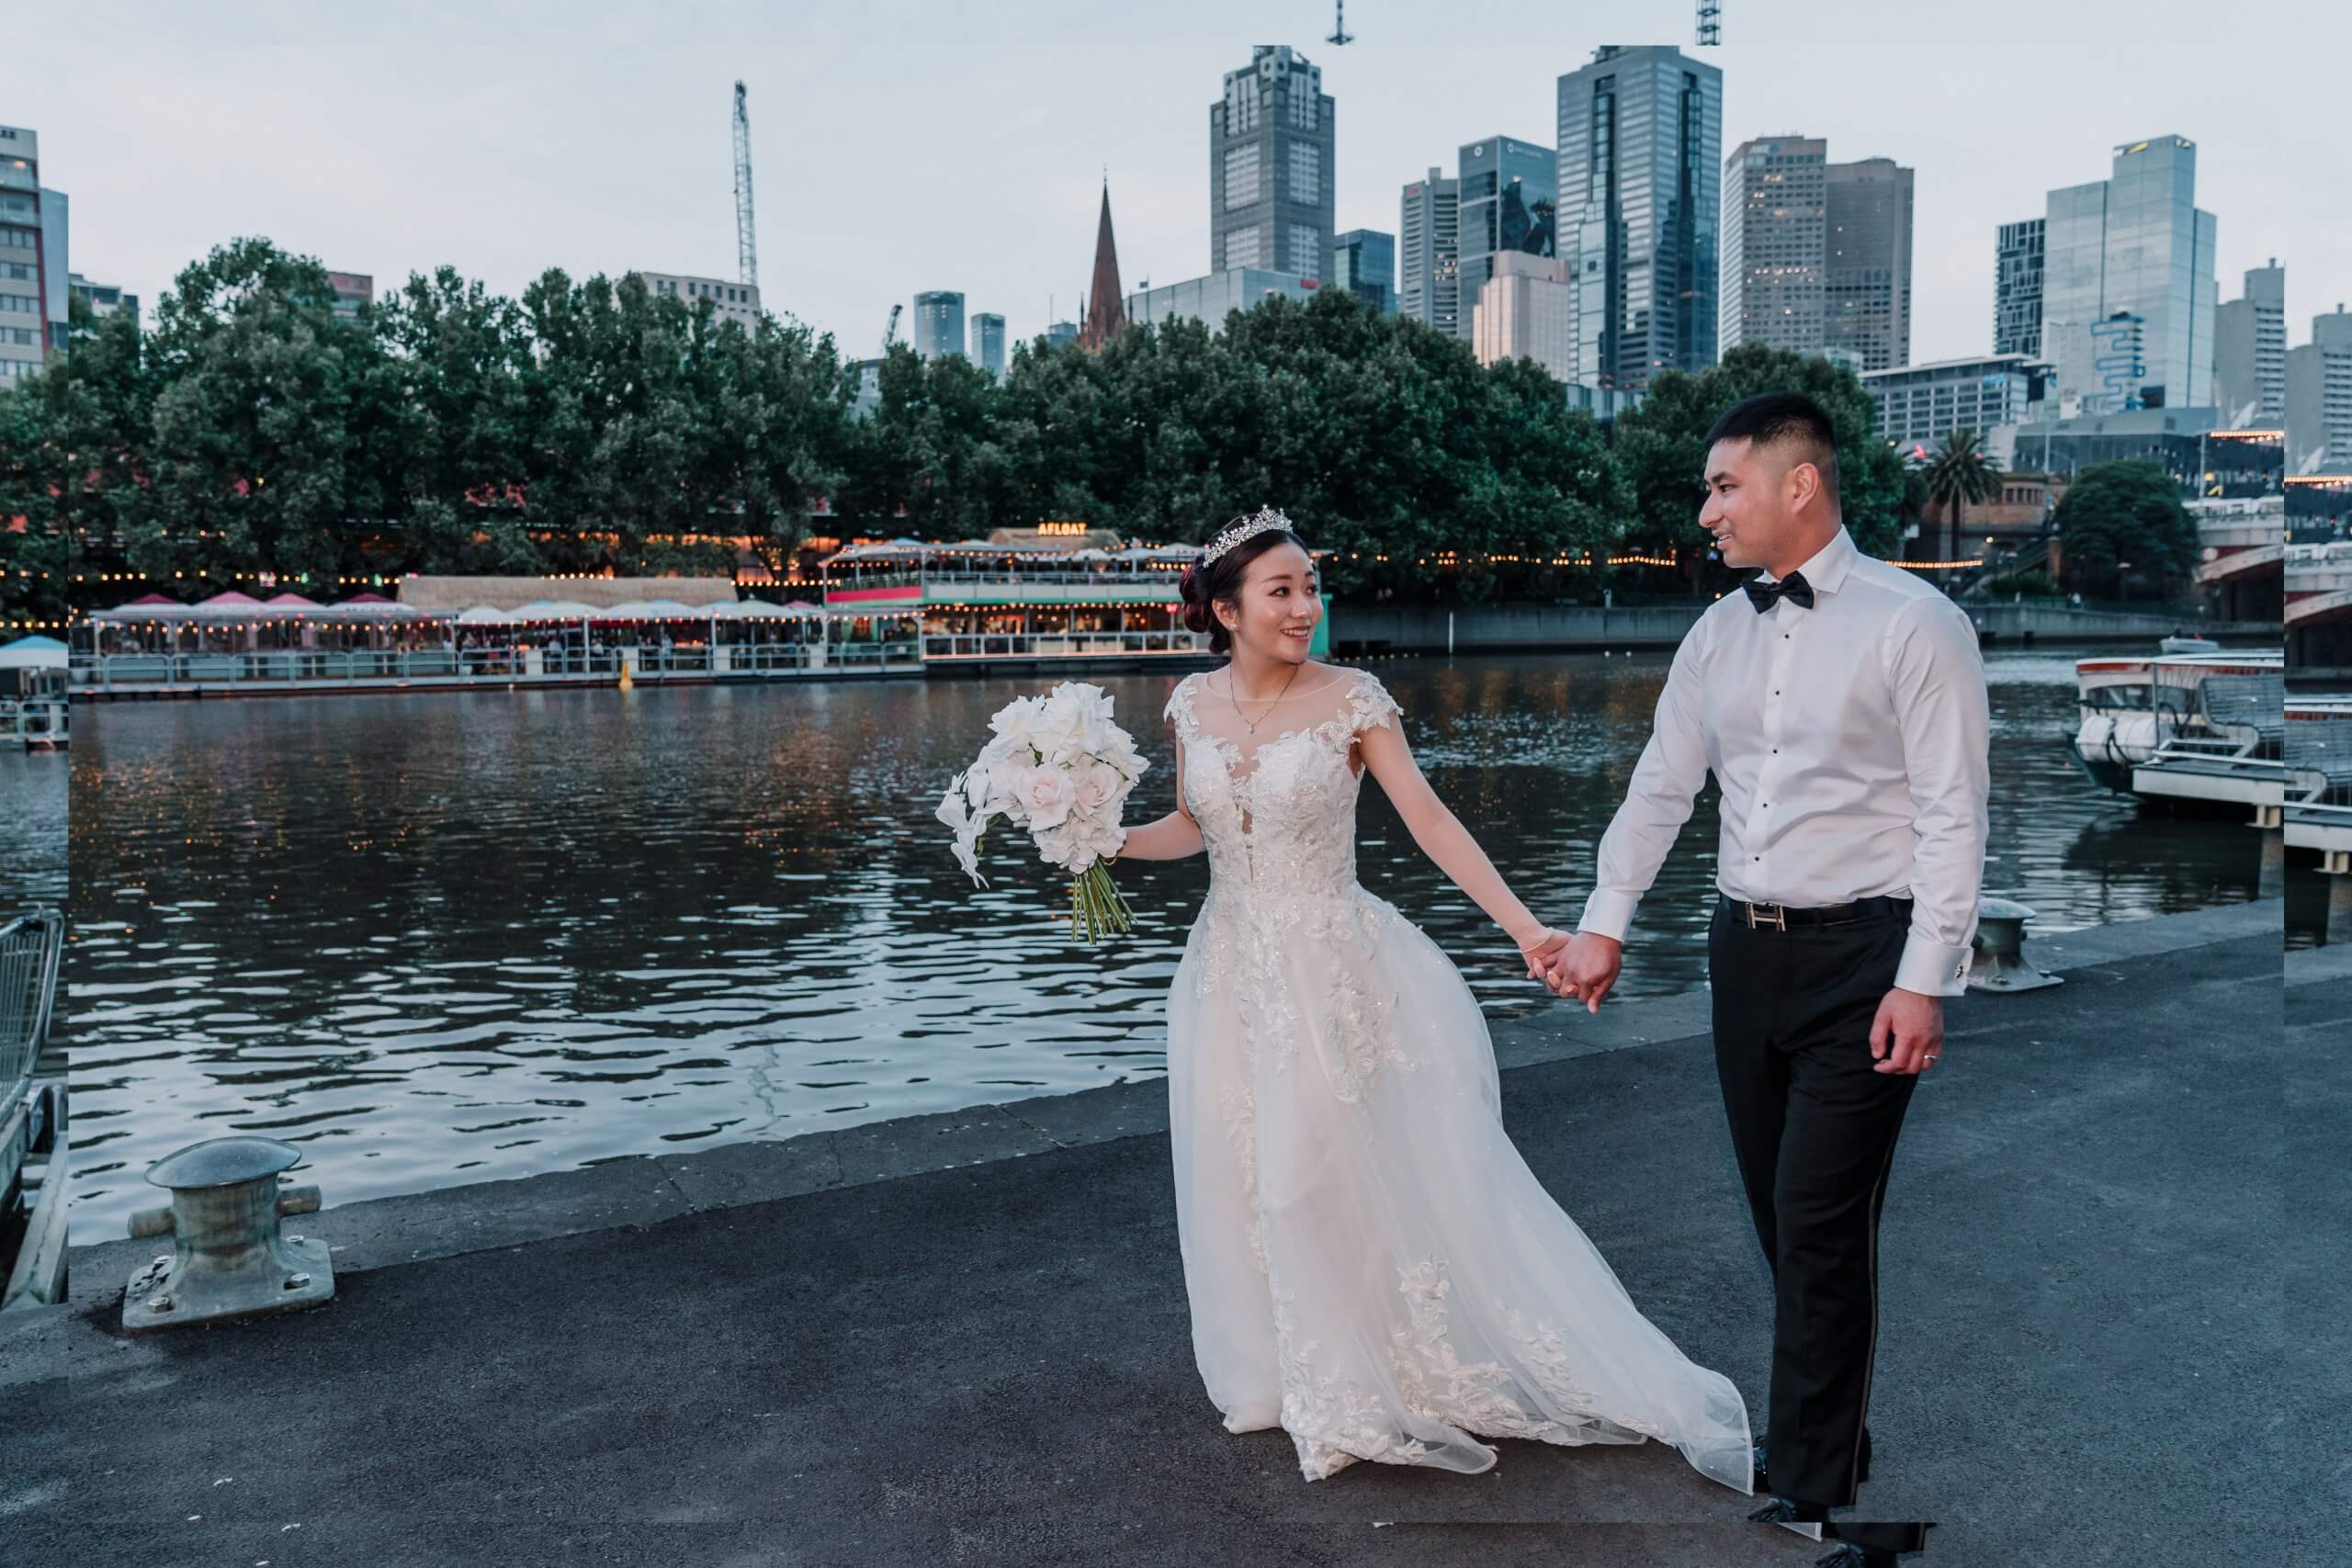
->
xmin=9 ymin=0 xmax=2339 ymax=376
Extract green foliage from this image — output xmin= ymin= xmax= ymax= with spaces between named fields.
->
xmin=1980 ymin=570 xmax=2062 ymax=599
xmin=1611 ymin=342 xmax=1907 ymax=560
xmin=2052 ymin=459 xmax=2199 ymax=593
xmin=1921 ymin=428 xmax=2000 ymax=523
xmin=6 ymin=248 xmax=1676 ymax=609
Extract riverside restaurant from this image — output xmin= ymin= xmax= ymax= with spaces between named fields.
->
xmin=61 ymin=529 xmax=1306 ymax=697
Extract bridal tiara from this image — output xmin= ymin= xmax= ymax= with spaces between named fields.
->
xmin=1199 ymin=506 xmax=1302 ymax=568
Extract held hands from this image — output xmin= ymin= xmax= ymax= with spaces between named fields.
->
xmin=1524 ymin=930 xmax=1622 ymax=1015
xmin=1869 ymin=987 xmax=1944 ymax=1074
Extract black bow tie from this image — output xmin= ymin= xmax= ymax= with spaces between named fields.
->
xmin=1744 ymin=570 xmax=1815 ymax=614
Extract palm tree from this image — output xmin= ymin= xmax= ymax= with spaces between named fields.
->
xmin=1921 ymin=429 xmax=2000 ymax=563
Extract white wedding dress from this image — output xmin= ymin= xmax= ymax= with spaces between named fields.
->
xmin=1161 ymin=666 xmax=1753 ymax=1489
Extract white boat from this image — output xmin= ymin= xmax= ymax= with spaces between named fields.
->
xmin=2070 ymin=648 xmax=2283 ymax=795
xmin=0 ymin=637 xmax=68 ymax=751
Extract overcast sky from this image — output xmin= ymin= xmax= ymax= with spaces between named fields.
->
xmin=16 ymin=0 xmax=2342 ymax=370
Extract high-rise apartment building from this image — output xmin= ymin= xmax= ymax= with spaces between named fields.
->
xmin=636 ymin=271 xmax=762 ymax=332
xmin=2215 ymin=260 xmax=2287 ymax=425
xmin=1399 ymin=169 xmax=1461 ymax=335
xmin=970 ymin=313 xmax=1006 ymax=378
xmin=1557 ymin=45 xmax=1723 ymax=392
xmin=1824 ymin=157 xmax=1912 ymax=372
xmin=1720 ymin=135 xmax=1826 ymax=355
xmin=2286 ymin=306 xmax=2352 ymax=474
xmin=913 ymin=290 xmax=967 ymax=359
xmin=0 ymin=124 xmax=66 ymax=385
xmin=1333 ymin=229 xmax=1396 ymax=313
xmin=1994 ymin=218 xmax=2045 ymax=357
xmin=68 ymin=273 xmax=137 ymax=327
xmin=2042 ymin=135 xmax=2217 ymax=412
xmin=1453 ymin=136 xmax=1556 ymax=341
xmin=1211 ymin=45 xmax=1336 ymax=280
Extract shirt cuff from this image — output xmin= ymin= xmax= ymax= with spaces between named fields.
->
xmin=1577 ymin=887 xmax=1640 ymax=943
xmin=1895 ymin=933 xmax=1973 ymax=998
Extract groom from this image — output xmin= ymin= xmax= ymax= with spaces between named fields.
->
xmin=1537 ymin=392 xmax=1987 ymax=1562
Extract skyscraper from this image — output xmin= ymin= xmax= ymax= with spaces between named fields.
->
xmin=970 ymin=312 xmax=1006 ymax=378
xmin=2215 ymin=260 xmax=2287 ymax=425
xmin=1334 ymin=230 xmax=1395 ymax=313
xmin=913 ymin=291 xmax=966 ymax=359
xmin=1453 ymin=136 xmax=1556 ymax=341
xmin=1046 ymin=321 xmax=1079 ymax=350
xmin=1994 ymin=218 xmax=2045 ymax=358
xmin=2042 ymin=135 xmax=2218 ymax=412
xmin=1472 ymin=252 xmax=1577 ymax=382
xmin=1210 ymin=45 xmax=1336 ymax=280
xmin=2285 ymin=306 xmax=2352 ymax=474
xmin=1824 ymin=158 xmax=1913 ymax=373
xmin=0 ymin=124 xmax=66 ymax=385
xmin=1720 ymin=135 xmax=1826 ymax=357
xmin=1557 ymin=44 xmax=1723 ymax=392
xmin=1399 ymin=170 xmax=1460 ymax=335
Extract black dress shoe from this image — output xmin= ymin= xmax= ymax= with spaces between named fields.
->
xmin=1813 ymin=1545 xmax=1896 ymax=1568
xmin=1746 ymin=1496 xmax=1826 ymax=1542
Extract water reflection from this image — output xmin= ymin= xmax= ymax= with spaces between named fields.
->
xmin=0 ymin=750 xmax=68 ymax=908
xmin=66 ymin=649 xmax=2265 ymax=1232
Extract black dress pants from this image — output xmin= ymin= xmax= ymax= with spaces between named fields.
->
xmin=1710 ymin=900 xmax=1926 ymax=1551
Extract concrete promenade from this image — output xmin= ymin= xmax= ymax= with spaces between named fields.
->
xmin=4 ymin=901 xmax=2322 ymax=1567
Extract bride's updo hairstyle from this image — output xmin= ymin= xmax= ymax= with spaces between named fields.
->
xmin=1180 ymin=513 xmax=1308 ymax=656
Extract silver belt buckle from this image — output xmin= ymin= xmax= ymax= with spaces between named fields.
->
xmin=1747 ymin=900 xmax=1787 ymax=931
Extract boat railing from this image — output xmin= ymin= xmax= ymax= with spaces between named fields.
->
xmin=69 ymin=641 xmax=922 ymax=689
xmin=920 ymin=629 xmax=1208 ymax=661
xmin=2287 ymin=718 xmax=2352 ymax=807
xmin=0 ymin=906 xmax=67 ymax=1313
xmin=0 ymin=908 xmax=62 ymax=1139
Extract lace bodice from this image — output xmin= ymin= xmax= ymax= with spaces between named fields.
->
xmin=1165 ymin=667 xmax=1401 ymax=901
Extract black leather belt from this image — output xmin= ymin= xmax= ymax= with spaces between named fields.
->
xmin=1718 ymin=893 xmax=1913 ymax=931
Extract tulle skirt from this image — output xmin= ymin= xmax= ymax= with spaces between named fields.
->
xmin=1165 ymin=883 xmax=1753 ymax=1490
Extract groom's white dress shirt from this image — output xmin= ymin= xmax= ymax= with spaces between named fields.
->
xmin=1577 ymin=525 xmax=1991 ymax=998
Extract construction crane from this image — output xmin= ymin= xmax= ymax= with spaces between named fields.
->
xmin=1695 ymin=0 xmax=1721 ymax=46
xmin=1327 ymin=0 xmax=1354 ymax=46
xmin=731 ymin=81 xmax=759 ymax=290
xmin=882 ymin=302 xmax=901 ymax=354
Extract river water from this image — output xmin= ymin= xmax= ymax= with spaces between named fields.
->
xmin=62 ymin=649 xmax=2268 ymax=1234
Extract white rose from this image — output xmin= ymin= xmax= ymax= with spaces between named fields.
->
xmin=1069 ymin=761 xmax=1122 ymax=816
xmin=1017 ymin=764 xmax=1076 ymax=829
xmin=989 ymin=695 xmax=1045 ymax=742
xmin=1033 ymin=820 xmax=1087 ymax=872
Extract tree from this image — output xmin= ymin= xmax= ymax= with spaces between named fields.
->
xmin=2052 ymin=459 xmax=2199 ymax=599
xmin=130 ymin=237 xmax=400 ymax=594
xmin=1920 ymin=428 xmax=2000 ymax=561
xmin=1611 ymin=342 xmax=1908 ymax=579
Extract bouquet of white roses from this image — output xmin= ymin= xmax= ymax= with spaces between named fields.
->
xmin=936 ymin=681 xmax=1150 ymax=942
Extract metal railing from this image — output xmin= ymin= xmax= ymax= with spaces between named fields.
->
xmin=0 ymin=908 xmax=62 ymax=1128
xmin=919 ymin=629 xmax=1207 ymax=660
xmin=70 ymin=642 xmax=921 ymax=689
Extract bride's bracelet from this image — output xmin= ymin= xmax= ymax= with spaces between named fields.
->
xmin=1513 ymin=925 xmax=1557 ymax=954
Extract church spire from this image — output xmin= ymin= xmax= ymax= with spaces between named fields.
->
xmin=1078 ymin=179 xmax=1126 ymax=350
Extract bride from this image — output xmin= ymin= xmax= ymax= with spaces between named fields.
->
xmin=1109 ymin=508 xmax=1753 ymax=1492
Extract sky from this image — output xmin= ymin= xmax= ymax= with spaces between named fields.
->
xmin=14 ymin=0 xmax=2344 ymax=370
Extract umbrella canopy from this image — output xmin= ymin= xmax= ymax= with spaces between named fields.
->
xmin=597 ymin=599 xmax=704 ymax=621
xmin=455 ymin=605 xmax=514 ymax=626
xmin=196 ymin=591 xmax=264 ymax=607
xmin=264 ymin=592 xmax=322 ymax=607
xmin=717 ymin=599 xmax=823 ymax=620
xmin=504 ymin=600 xmax=603 ymax=621
xmin=0 ymin=634 xmax=67 ymax=668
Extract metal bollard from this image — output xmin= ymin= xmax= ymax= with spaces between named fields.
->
xmin=121 ymin=1135 xmax=334 ymax=1335
xmin=1966 ymin=897 xmax=2064 ymax=993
